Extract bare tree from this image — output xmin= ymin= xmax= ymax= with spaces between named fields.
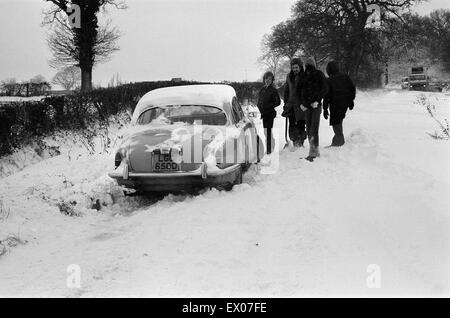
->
xmin=427 ymin=10 xmax=450 ymax=72
xmin=28 ymin=75 xmax=51 ymax=96
xmin=30 ymin=74 xmax=47 ymax=84
xmin=108 ymin=72 xmax=123 ymax=87
xmin=43 ymin=0 xmax=126 ymax=92
xmin=0 ymin=78 xmax=18 ymax=96
xmin=269 ymin=20 xmax=304 ymax=61
xmin=52 ymin=66 xmax=81 ymax=90
xmin=257 ymin=34 xmax=287 ymax=82
xmin=1 ymin=77 xmax=51 ymax=96
xmin=265 ymin=0 xmax=424 ymax=82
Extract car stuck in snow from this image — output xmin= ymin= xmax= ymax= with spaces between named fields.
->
xmin=108 ymin=84 xmax=264 ymax=193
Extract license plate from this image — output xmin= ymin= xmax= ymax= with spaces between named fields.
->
xmin=152 ymin=154 xmax=179 ymax=172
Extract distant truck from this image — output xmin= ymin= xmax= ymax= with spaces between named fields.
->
xmin=403 ymin=66 xmax=445 ymax=92
xmin=409 ymin=66 xmax=429 ymax=91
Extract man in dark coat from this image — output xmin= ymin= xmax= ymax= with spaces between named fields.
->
xmin=300 ymin=58 xmax=328 ymax=160
xmin=282 ymin=58 xmax=307 ymax=149
xmin=323 ymin=61 xmax=356 ymax=147
xmin=257 ymin=71 xmax=281 ymax=154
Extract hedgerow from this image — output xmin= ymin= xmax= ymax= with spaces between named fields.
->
xmin=0 ymin=81 xmax=263 ymax=156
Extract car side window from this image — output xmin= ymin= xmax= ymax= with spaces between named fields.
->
xmin=232 ymin=97 xmax=244 ymax=123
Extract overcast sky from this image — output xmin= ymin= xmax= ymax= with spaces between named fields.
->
xmin=0 ymin=0 xmax=449 ymax=87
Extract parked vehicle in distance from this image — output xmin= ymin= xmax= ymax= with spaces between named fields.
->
xmin=408 ymin=73 xmax=429 ymax=91
xmin=406 ymin=66 xmax=444 ymax=92
xmin=108 ymin=84 xmax=264 ymax=194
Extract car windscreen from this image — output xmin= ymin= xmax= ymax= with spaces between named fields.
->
xmin=410 ymin=75 xmax=426 ymax=81
xmin=137 ymin=105 xmax=227 ymax=126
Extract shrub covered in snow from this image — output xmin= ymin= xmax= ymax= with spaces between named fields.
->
xmin=0 ymin=81 xmax=265 ymax=157
xmin=415 ymin=94 xmax=450 ymax=140
xmin=0 ymin=235 xmax=27 ymax=258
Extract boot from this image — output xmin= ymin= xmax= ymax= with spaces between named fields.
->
xmin=308 ymin=144 xmax=320 ymax=158
xmin=331 ymin=123 xmax=345 ymax=147
xmin=307 ymin=136 xmax=320 ymax=159
xmin=299 ymin=132 xmax=307 ymax=148
xmin=294 ymin=140 xmax=303 ymax=148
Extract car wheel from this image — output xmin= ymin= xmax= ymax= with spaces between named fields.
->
xmin=241 ymin=162 xmax=251 ymax=172
xmin=216 ymin=168 xmax=243 ymax=191
xmin=215 ymin=183 xmax=233 ymax=191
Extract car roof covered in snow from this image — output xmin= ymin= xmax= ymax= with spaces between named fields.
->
xmin=131 ymin=84 xmax=236 ymax=124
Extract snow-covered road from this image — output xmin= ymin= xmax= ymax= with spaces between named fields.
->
xmin=0 ymin=90 xmax=449 ymax=297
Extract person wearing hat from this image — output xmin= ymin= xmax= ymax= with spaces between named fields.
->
xmin=282 ymin=58 xmax=307 ymax=150
xmin=300 ymin=57 xmax=328 ymax=161
xmin=323 ymin=61 xmax=356 ymax=147
xmin=257 ymin=71 xmax=281 ymax=155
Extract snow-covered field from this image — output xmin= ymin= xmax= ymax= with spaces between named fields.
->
xmin=0 ymin=96 xmax=46 ymax=103
xmin=0 ymin=90 xmax=449 ymax=297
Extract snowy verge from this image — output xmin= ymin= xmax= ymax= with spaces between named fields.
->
xmin=0 ymin=89 xmax=449 ymax=297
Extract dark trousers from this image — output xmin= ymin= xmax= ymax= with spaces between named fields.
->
xmin=332 ymin=121 xmax=345 ymax=146
xmin=288 ymin=114 xmax=306 ymax=146
xmin=263 ymin=116 xmax=275 ymax=154
xmin=305 ymin=107 xmax=321 ymax=157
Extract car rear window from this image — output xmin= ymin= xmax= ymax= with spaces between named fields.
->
xmin=137 ymin=105 xmax=227 ymax=126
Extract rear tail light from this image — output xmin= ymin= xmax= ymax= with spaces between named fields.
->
xmin=115 ymin=149 xmax=127 ymax=168
xmin=115 ymin=152 xmax=122 ymax=168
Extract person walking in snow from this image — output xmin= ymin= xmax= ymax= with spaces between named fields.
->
xmin=257 ymin=71 xmax=281 ymax=155
xmin=323 ymin=61 xmax=356 ymax=147
xmin=282 ymin=58 xmax=307 ymax=150
xmin=300 ymin=58 xmax=328 ymax=161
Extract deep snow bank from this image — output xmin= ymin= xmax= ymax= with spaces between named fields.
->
xmin=0 ymin=89 xmax=449 ymax=297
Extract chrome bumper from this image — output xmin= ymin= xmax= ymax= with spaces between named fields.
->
xmin=108 ymin=162 xmax=241 ymax=191
xmin=108 ymin=163 xmax=240 ymax=179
